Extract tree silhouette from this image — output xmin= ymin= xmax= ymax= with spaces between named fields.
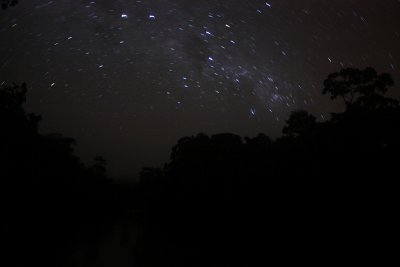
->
xmin=1 ymin=0 xmax=18 ymax=9
xmin=134 ymin=66 xmax=399 ymax=266
xmin=0 ymin=82 xmax=128 ymax=266
xmin=282 ymin=110 xmax=316 ymax=137
xmin=0 ymin=82 xmax=41 ymax=132
xmin=90 ymin=155 xmax=108 ymax=177
xmin=323 ymin=67 xmax=394 ymax=108
xmin=3 ymin=65 xmax=398 ymax=266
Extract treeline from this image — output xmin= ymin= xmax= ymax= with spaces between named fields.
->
xmin=1 ymin=67 xmax=398 ymax=266
xmin=132 ymin=67 xmax=399 ymax=266
xmin=0 ymin=83 xmax=131 ymax=266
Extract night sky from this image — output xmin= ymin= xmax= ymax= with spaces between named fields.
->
xmin=1 ymin=0 xmax=399 ymax=179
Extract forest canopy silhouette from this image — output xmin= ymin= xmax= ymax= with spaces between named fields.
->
xmin=1 ymin=0 xmax=18 ymax=10
xmin=1 ymin=82 xmax=128 ymax=266
xmin=1 ymin=67 xmax=399 ymax=266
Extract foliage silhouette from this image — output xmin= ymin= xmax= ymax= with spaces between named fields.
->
xmin=282 ymin=110 xmax=316 ymax=137
xmin=2 ymin=66 xmax=398 ymax=266
xmin=134 ymin=67 xmax=399 ymax=266
xmin=1 ymin=0 xmax=18 ymax=10
xmin=323 ymin=67 xmax=395 ymax=108
xmin=0 ymin=82 xmax=127 ymax=266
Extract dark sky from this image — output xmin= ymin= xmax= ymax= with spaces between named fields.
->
xmin=1 ymin=0 xmax=399 ymax=179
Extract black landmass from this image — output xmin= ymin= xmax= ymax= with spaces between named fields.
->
xmin=1 ymin=67 xmax=398 ymax=266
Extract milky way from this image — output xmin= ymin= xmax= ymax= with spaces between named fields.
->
xmin=1 ymin=0 xmax=399 ymax=178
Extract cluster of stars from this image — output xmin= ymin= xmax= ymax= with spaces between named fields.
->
xmin=1 ymin=0 xmax=399 ymax=176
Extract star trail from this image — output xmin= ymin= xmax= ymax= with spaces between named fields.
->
xmin=1 ymin=0 xmax=399 ymax=178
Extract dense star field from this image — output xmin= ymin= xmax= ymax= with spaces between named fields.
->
xmin=1 ymin=0 xmax=399 ymax=178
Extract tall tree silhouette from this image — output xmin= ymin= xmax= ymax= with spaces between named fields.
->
xmin=0 ymin=82 xmax=126 ymax=266
xmin=323 ymin=67 xmax=395 ymax=109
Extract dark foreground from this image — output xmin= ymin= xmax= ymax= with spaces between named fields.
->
xmin=2 ymin=67 xmax=398 ymax=266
